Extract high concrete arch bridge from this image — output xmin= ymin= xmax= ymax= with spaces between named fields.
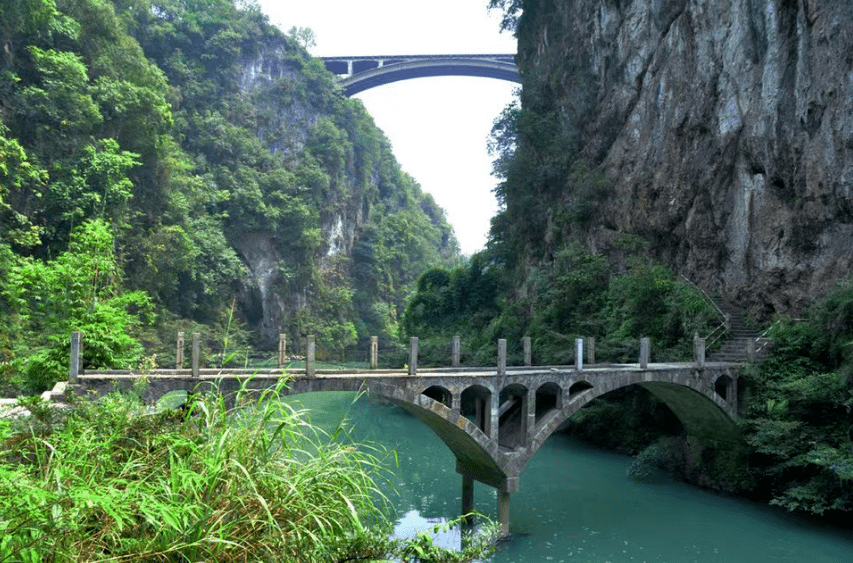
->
xmin=73 ymin=359 xmax=741 ymax=536
xmin=321 ymin=54 xmax=520 ymax=95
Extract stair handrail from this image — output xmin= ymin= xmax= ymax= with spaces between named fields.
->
xmin=753 ymin=317 xmax=806 ymax=356
xmin=680 ymin=275 xmax=729 ymax=347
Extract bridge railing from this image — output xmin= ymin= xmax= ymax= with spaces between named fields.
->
xmin=67 ymin=327 xmax=737 ymax=383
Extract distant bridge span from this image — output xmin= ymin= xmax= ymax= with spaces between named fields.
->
xmin=74 ymin=360 xmax=741 ymax=536
xmin=321 ymin=54 xmax=520 ymax=95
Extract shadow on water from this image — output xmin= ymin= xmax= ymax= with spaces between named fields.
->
xmin=279 ymin=392 xmax=853 ymax=563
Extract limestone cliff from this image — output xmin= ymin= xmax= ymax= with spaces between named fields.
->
xmin=515 ymin=0 xmax=853 ymax=317
xmin=215 ymin=39 xmax=456 ymax=347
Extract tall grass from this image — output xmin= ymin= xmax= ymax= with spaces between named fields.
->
xmin=0 ymin=381 xmax=496 ymax=562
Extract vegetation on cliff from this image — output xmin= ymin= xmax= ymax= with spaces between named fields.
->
xmin=476 ymin=0 xmax=853 ymax=520
xmin=0 ymin=0 xmax=457 ymax=394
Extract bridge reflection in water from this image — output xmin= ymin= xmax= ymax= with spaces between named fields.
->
xmin=74 ymin=343 xmax=741 ymax=537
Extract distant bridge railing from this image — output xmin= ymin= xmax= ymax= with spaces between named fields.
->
xmin=321 ymin=54 xmax=520 ymax=95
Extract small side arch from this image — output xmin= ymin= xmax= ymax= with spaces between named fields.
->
xmin=499 ymin=383 xmax=529 ymax=449
xmin=461 ymin=384 xmax=493 ymax=435
xmin=714 ymin=374 xmax=735 ymax=401
xmin=422 ymin=385 xmax=452 ymax=408
xmin=535 ymin=382 xmax=562 ymax=423
xmin=568 ymin=380 xmax=594 ymax=399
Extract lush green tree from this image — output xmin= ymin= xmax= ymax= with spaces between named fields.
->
xmin=1 ymin=0 xmax=460 ymax=390
xmin=5 ymin=219 xmax=150 ymax=393
xmin=736 ymin=278 xmax=853 ymax=516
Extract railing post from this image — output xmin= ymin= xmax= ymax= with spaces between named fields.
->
xmin=522 ymin=336 xmax=531 ymax=366
xmin=278 ymin=334 xmax=287 ymax=368
xmin=69 ymin=331 xmax=81 ymax=384
xmin=408 ymin=337 xmax=418 ymax=376
xmin=497 ymin=339 xmax=507 ymax=376
xmin=370 ymin=336 xmax=378 ymax=370
xmin=191 ymin=333 xmax=200 ymax=378
xmin=639 ymin=337 xmax=650 ymax=369
xmin=575 ymin=338 xmax=583 ymax=371
xmin=451 ymin=335 xmax=461 ymax=367
xmin=747 ymin=338 xmax=756 ymax=363
xmin=306 ymin=335 xmax=316 ymax=377
xmin=176 ymin=331 xmax=185 ymax=369
xmin=695 ymin=336 xmax=706 ymax=368
xmin=588 ymin=336 xmax=595 ymax=365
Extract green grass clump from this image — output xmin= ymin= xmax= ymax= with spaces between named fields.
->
xmin=0 ymin=381 xmax=496 ymax=562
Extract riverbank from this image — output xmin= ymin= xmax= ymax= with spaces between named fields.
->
xmin=0 ymin=383 xmax=497 ymax=562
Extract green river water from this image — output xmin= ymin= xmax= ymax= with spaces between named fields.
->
xmin=282 ymin=391 xmax=853 ymax=562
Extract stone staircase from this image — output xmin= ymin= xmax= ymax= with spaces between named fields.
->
xmin=707 ymin=301 xmax=771 ymax=363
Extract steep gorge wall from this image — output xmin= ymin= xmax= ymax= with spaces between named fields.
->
xmin=518 ymin=0 xmax=853 ymax=317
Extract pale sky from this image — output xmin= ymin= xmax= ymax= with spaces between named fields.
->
xmin=255 ymin=0 xmax=519 ymax=255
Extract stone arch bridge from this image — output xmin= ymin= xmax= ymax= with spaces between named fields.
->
xmin=74 ymin=360 xmax=740 ymax=535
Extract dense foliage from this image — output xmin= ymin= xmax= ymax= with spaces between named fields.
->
xmin=402 ymin=245 xmax=723 ymax=366
xmin=736 ymin=279 xmax=853 ymax=515
xmin=0 ymin=0 xmax=457 ymax=394
xmin=0 ymin=382 xmax=497 ymax=561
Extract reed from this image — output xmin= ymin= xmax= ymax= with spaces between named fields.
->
xmin=0 ymin=380 xmax=496 ymax=562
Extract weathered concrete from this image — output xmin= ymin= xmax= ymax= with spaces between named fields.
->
xmin=72 ymin=361 xmax=740 ymax=535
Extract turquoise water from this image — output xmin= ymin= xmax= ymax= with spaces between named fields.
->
xmin=283 ymin=392 xmax=853 ymax=562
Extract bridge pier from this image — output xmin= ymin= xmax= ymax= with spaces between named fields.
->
xmin=497 ymin=490 xmax=511 ymax=537
xmin=461 ymin=474 xmax=474 ymax=518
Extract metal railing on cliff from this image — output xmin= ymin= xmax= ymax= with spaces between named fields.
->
xmin=679 ymin=275 xmax=729 ymax=350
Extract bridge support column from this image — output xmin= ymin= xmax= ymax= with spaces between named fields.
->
xmin=279 ymin=334 xmax=287 ymax=369
xmin=497 ymin=490 xmax=511 ymax=537
xmin=461 ymin=474 xmax=474 ymax=519
xmin=747 ymin=338 xmax=756 ymax=363
xmin=489 ymin=391 xmax=499 ymax=441
xmin=526 ymin=388 xmax=535 ymax=446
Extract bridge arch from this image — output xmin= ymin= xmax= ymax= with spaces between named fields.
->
xmin=521 ymin=378 xmax=741 ymax=473
xmin=322 ymin=54 xmax=520 ymax=96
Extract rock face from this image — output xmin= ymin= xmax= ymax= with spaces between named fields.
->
xmin=519 ymin=0 xmax=853 ymax=317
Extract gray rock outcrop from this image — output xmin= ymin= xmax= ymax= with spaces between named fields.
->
xmin=520 ymin=0 xmax=853 ymax=317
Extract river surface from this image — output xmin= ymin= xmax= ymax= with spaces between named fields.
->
xmin=283 ymin=392 xmax=853 ymax=562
